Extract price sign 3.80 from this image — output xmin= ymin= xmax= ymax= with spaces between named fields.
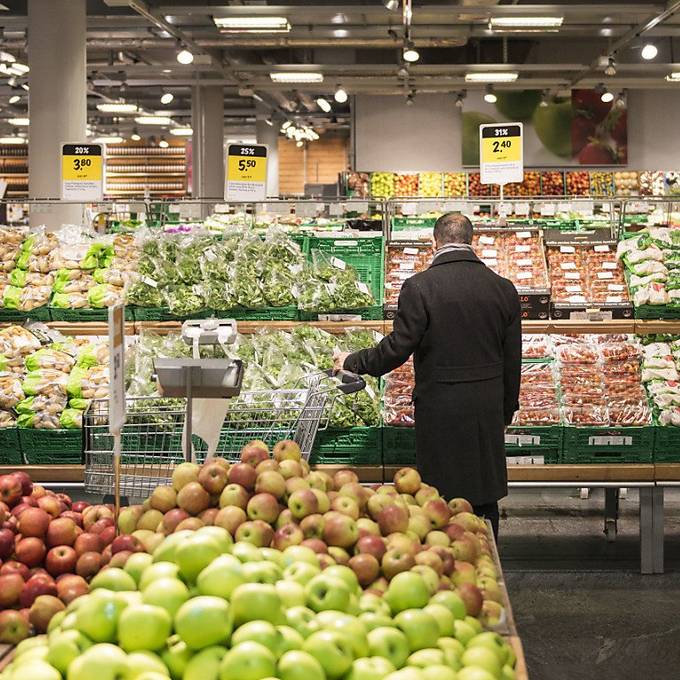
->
xmin=61 ymin=143 xmax=104 ymax=200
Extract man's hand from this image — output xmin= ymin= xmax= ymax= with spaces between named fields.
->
xmin=333 ymin=350 xmax=351 ymax=374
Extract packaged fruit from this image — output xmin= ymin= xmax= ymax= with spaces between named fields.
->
xmin=639 ymin=171 xmax=665 ymax=197
xmin=394 ymin=173 xmax=419 ymax=197
xmin=370 ymin=172 xmax=394 ymax=198
xmin=443 ymin=172 xmax=466 ymax=197
xmin=614 ymin=171 xmax=639 ymax=196
xmin=566 ymin=171 xmax=590 ymax=196
xmin=417 ymin=172 xmax=442 ymax=197
xmin=590 ymin=171 xmax=614 ymax=197
xmin=541 ymin=171 xmax=564 ymax=196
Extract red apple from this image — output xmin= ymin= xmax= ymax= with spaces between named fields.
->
xmin=228 ymin=463 xmax=257 ymax=490
xmin=301 ymin=538 xmax=328 ymax=554
xmin=240 ymin=443 xmax=270 ymax=468
xmin=448 ymin=498 xmax=474 ymax=516
xmin=20 ymin=495 xmax=37 ymax=508
xmin=46 ymin=517 xmax=78 ymax=547
xmin=60 ymin=511 xmax=83 ymax=528
xmin=443 ymin=523 xmax=466 ymax=542
xmin=45 ymin=546 xmax=78 ymax=577
xmin=71 ymin=501 xmax=90 ymax=513
xmin=0 ymin=475 xmax=22 ymax=507
xmin=355 ymin=534 xmax=386 ymax=562
xmin=161 ymin=508 xmax=190 ymax=535
xmin=56 ymin=493 xmax=72 ymax=508
xmin=37 ymin=495 xmax=61 ymax=518
xmin=214 ymin=506 xmax=246 ymax=536
xmin=381 ymin=548 xmax=415 ymax=580
xmin=11 ymin=472 xmax=33 ymax=497
xmin=31 ymin=485 xmax=47 ymax=500
xmin=74 ymin=532 xmax=103 ymax=557
xmin=175 ymin=517 xmax=204 ymax=532
xmin=1 ymin=560 xmax=29 ymax=580
xmin=99 ymin=525 xmax=116 ymax=546
xmin=177 ymin=482 xmax=211 ymax=516
xmin=110 ymin=535 xmax=142 ymax=555
xmin=82 ymin=505 xmax=114 ymax=531
xmin=108 ymin=550 xmax=133 ymax=569
xmin=101 ymin=545 xmax=113 ymax=565
xmin=0 ymin=501 xmax=8 ymax=523
xmin=89 ymin=517 xmax=114 ymax=535
xmin=457 ymin=582 xmax=484 ymax=617
xmin=29 ymin=594 xmax=65 ymax=633
xmin=11 ymin=503 xmax=32 ymax=518
xmin=0 ymin=527 xmax=15 ymax=560
xmin=56 ymin=574 xmax=88 ymax=605
xmin=15 ymin=537 xmax=46 ymax=567
xmin=20 ymin=574 xmax=57 ymax=608
xmin=75 ymin=552 xmax=103 ymax=579
xmin=348 ymin=553 xmax=380 ymax=587
xmin=0 ymin=573 xmax=24 ymax=607
xmin=377 ymin=504 xmax=409 ymax=535
xmin=0 ymin=609 xmax=29 ymax=644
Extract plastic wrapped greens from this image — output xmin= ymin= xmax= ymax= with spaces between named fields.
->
xmin=60 ymin=408 xmax=83 ymax=429
xmin=88 ymin=284 xmax=124 ymax=308
xmin=67 ymin=366 xmax=109 ymax=400
xmin=51 ymin=292 xmax=89 ymax=309
xmin=9 ymin=270 xmax=54 ymax=288
xmin=2 ymin=285 xmax=52 ymax=311
xmin=163 ymin=284 xmax=206 ymax=317
xmin=16 ymin=393 xmax=68 ymax=416
xmin=25 ymin=347 xmax=75 ymax=373
xmin=0 ymin=375 xmax=24 ymax=409
xmin=127 ymin=277 xmax=163 ymax=307
xmin=23 ymin=369 xmax=68 ymax=397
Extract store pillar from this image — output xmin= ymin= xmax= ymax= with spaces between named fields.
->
xmin=28 ymin=0 xmax=87 ymax=229
xmin=256 ymin=109 xmax=279 ymax=197
xmin=192 ymin=84 xmax=224 ymax=213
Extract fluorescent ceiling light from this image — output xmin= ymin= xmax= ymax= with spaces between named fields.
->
xmin=270 ymin=72 xmax=324 ymax=83
xmin=170 ymin=126 xmax=193 ymax=136
xmin=666 ymin=72 xmax=680 ymax=81
xmin=0 ymin=136 xmax=25 ymax=144
xmin=465 ymin=72 xmax=518 ymax=83
xmin=94 ymin=135 xmax=123 ymax=144
xmin=316 ymin=97 xmax=331 ymax=113
xmin=97 ymin=102 xmax=139 ymax=113
xmin=214 ymin=16 xmax=290 ymax=32
xmin=489 ymin=16 xmax=563 ymax=29
xmin=8 ymin=117 xmax=28 ymax=126
xmin=135 ymin=115 xmax=173 ymax=125
xmin=8 ymin=95 xmax=19 ymax=104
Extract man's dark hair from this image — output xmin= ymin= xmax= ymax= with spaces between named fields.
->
xmin=433 ymin=213 xmax=473 ymax=246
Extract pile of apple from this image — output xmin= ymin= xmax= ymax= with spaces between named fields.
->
xmin=0 ymin=471 xmax=136 ymax=641
xmin=0 ymin=522 xmax=518 ymax=680
xmin=117 ymin=441 xmax=505 ymax=630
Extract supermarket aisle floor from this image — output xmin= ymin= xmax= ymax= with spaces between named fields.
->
xmin=501 ymin=488 xmax=680 ymax=680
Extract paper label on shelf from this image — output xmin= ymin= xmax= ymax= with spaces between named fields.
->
xmin=482 ymin=249 xmax=498 ymax=258
xmin=566 ymin=285 xmax=583 ymax=293
xmin=589 ymin=435 xmax=632 ymax=446
xmin=179 ymin=203 xmax=201 ymax=220
xmin=357 ymin=282 xmax=370 ymax=295
xmin=597 ymin=271 xmax=614 ymax=279
xmin=479 ymin=123 xmax=523 ymax=185
xmin=225 ymin=143 xmax=268 ymax=201
xmin=482 ymin=259 xmax=498 ymax=268
xmin=108 ymin=304 xmax=126 ymax=434
xmin=515 ymin=244 xmax=531 ymax=253
xmin=403 ymin=247 xmax=420 ymax=256
xmin=594 ymin=244 xmax=611 ymax=253
xmin=608 ymin=284 xmax=625 ymax=292
xmin=61 ymin=143 xmax=104 ymax=201
xmin=540 ymin=203 xmax=556 ymax=216
xmin=514 ymin=202 xmax=530 ymax=216
xmin=516 ymin=258 xmax=533 ymax=267
xmin=565 ymin=272 xmax=581 ymax=279
xmin=516 ymin=231 xmax=532 ymax=239
xmin=214 ymin=203 xmax=231 ymax=213
xmin=505 ymin=434 xmax=541 ymax=447
xmin=606 ymin=295 xmax=623 ymax=303
xmin=560 ymin=246 xmax=576 ymax=254
xmin=498 ymin=202 xmax=512 ymax=217
xmin=400 ymin=202 xmax=418 ymax=216
xmin=568 ymin=295 xmax=587 ymax=303
xmin=479 ymin=235 xmax=496 ymax=246
xmin=443 ymin=201 xmax=466 ymax=212
xmin=576 ymin=200 xmax=594 ymax=216
xmin=516 ymin=271 xmax=532 ymax=280
xmin=399 ymin=261 xmax=415 ymax=271
xmin=602 ymin=262 xmax=618 ymax=270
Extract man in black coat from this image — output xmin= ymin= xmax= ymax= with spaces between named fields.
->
xmin=335 ymin=213 xmax=522 ymax=538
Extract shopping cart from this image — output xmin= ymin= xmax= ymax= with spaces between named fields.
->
xmin=83 ymin=369 xmax=365 ymax=499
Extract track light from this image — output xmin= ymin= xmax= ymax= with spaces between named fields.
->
xmin=159 ymin=136 xmax=169 ymax=148
xmin=316 ymin=97 xmax=332 ymax=113
xmin=604 ymin=57 xmax=616 ymax=77
xmin=8 ymin=95 xmax=20 ymax=104
xmin=383 ymin=0 xmax=399 ymax=10
xmin=600 ymin=86 xmax=614 ymax=103
xmin=615 ymin=91 xmax=626 ymax=108
xmin=334 ymin=85 xmax=348 ymax=103
xmin=130 ymin=128 xmax=141 ymax=141
xmin=402 ymin=40 xmax=420 ymax=63
xmin=160 ymin=92 xmax=174 ymax=104
xmin=176 ymin=48 xmax=194 ymax=64
xmin=406 ymin=91 xmax=415 ymax=106
xmin=483 ymin=85 xmax=497 ymax=104
xmin=641 ymin=43 xmax=658 ymax=60
xmin=455 ymin=91 xmax=466 ymax=108
xmin=296 ymin=140 xmax=304 ymax=148
xmin=539 ymin=91 xmax=549 ymax=107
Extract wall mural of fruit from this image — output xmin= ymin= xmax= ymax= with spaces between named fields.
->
xmin=462 ymin=89 xmax=628 ymax=167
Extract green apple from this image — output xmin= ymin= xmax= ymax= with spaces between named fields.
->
xmin=437 ymin=637 xmax=464 ymax=670
xmin=407 ymin=649 xmax=444 ymax=667
xmin=302 ymin=630 xmax=354 ymax=680
xmin=278 ymin=649 xmax=326 ymax=680
xmin=465 ymin=616 xmax=483 ymax=635
xmin=122 ymin=651 xmax=170 ymax=678
xmin=46 ymin=630 xmax=92 ymax=675
xmin=385 ymin=572 xmax=430 ymax=614
xmin=260 ymin=548 xmax=285 ymax=568
xmin=285 ymin=606 xmax=319 ymax=639
xmin=75 ymin=591 xmax=127 ymax=643
xmin=467 ymin=632 xmax=510 ymax=666
xmin=139 ymin=562 xmax=180 ymax=591
xmin=124 ymin=553 xmax=154 ymax=586
xmin=183 ymin=645 xmax=227 ymax=680
xmin=14 ymin=636 xmax=48 ymax=657
xmin=429 ymin=591 xmax=466 ymax=621
xmin=421 ymin=665 xmax=458 ymax=680
xmin=282 ymin=546 xmax=319 ymax=568
xmin=314 ymin=611 xmax=368 ymax=657
xmin=453 ymin=620 xmax=477 ymax=647
xmin=47 ymin=611 xmax=66 ymax=634
xmin=359 ymin=612 xmax=395 ymax=631
xmin=502 ymin=665 xmax=516 ymax=680
xmin=231 ymin=621 xmax=283 ymax=657
xmin=346 ymin=656 xmax=395 ymax=680
xmin=305 ymin=575 xmax=351 ymax=613
xmin=322 ymin=565 xmax=359 ymax=592
xmin=152 ymin=531 xmax=194 ymax=564
xmin=423 ymin=603 xmax=455 ymax=636
xmin=175 ymin=534 xmax=222 ymax=583
xmin=367 ymin=627 xmax=410 ymax=669
xmin=232 ymin=541 xmax=263 ymax=563
xmin=219 ymin=641 xmax=276 ymax=680
xmin=382 ymin=668 xmax=424 ymax=680
xmin=197 ymin=554 xmax=246 ymax=600
xmin=116 ymin=592 xmax=144 ymax=609
xmin=197 ymin=526 xmax=233 ymax=553
xmin=67 ymin=643 xmax=127 ymax=680
xmin=275 ymin=579 xmax=306 ymax=608
xmin=6 ymin=660 xmax=59 ymax=679
xmin=175 ymin=596 xmax=232 ymax=650
xmin=131 ymin=673 xmax=167 ymax=680
xmin=231 ymin=583 xmax=283 ymax=627
xmin=243 ymin=560 xmax=282 ymax=585
xmin=142 ymin=578 xmax=190 ymax=618
xmin=161 ymin=636 xmax=193 ymax=680
xmin=119 ymin=605 xmax=172 ymax=652
xmin=90 ymin=567 xmax=137 ymax=592
xmin=12 ymin=646 xmax=48 ymax=664
xmin=456 ymin=667 xmax=498 ymax=680
xmin=394 ymin=610 xmax=440 ymax=652
xmin=461 ymin=646 xmax=502 ymax=678
xmin=283 ymin=562 xmax=320 ymax=586
xmin=359 ymin=593 xmax=391 ymax=616
xmin=277 ymin=625 xmax=305 ymax=654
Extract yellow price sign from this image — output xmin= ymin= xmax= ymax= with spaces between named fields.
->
xmin=225 ymin=144 xmax=268 ymax=201
xmin=479 ymin=124 xmax=523 ymax=186
xmin=61 ymin=143 xmax=104 ymax=200
xmin=227 ymin=153 xmax=267 ymax=183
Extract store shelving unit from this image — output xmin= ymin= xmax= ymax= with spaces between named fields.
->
xmin=0 ymin=145 xmax=28 ymax=198
xmin=105 ymin=143 xmax=187 ymax=198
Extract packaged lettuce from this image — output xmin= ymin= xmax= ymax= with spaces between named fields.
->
xmin=25 ymin=348 xmax=75 ymax=373
xmin=23 ymin=369 xmax=68 ymax=397
xmin=261 ymin=267 xmax=296 ymax=307
xmin=75 ymin=343 xmax=108 ymax=369
xmin=16 ymin=394 xmax=67 ymax=416
xmin=17 ymin=412 xmax=61 ymax=429
xmin=66 ymin=367 xmax=87 ymax=399
xmin=126 ymin=278 xmax=163 ymax=307
xmin=2 ymin=285 xmax=21 ymax=310
xmin=93 ymin=268 xmax=127 ymax=287
xmin=88 ymin=284 xmax=124 ymax=308
xmin=163 ymin=284 xmax=206 ymax=317
xmin=9 ymin=270 xmax=54 ymax=288
xmin=60 ymin=408 xmax=83 ymax=429
xmin=202 ymin=279 xmax=237 ymax=312
xmin=0 ymin=355 xmax=6 ymax=373
xmin=0 ymin=410 xmax=16 ymax=428
xmin=53 ymin=268 xmax=94 ymax=294
xmin=51 ymin=292 xmax=89 ymax=309
xmin=68 ymin=398 xmax=90 ymax=411
xmin=67 ymin=365 xmax=108 ymax=400
xmin=80 ymin=243 xmax=106 ymax=270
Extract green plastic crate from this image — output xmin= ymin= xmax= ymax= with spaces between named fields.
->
xmin=49 ymin=307 xmax=135 ymax=322
xmin=19 ymin=429 xmax=83 ymax=465
xmin=634 ymin=305 xmax=680 ymax=320
xmin=0 ymin=428 xmax=22 ymax=465
xmin=0 ymin=306 xmax=51 ymax=322
xmin=561 ymin=426 xmax=654 ymax=463
xmin=307 ymin=234 xmax=385 ymax=304
xmin=299 ymin=306 xmax=384 ymax=321
xmin=215 ymin=306 xmax=299 ymax=321
xmin=653 ymin=424 xmax=680 ymax=462
xmin=310 ymin=427 xmax=382 ymax=465
xmin=505 ymin=425 xmax=562 ymax=464
xmin=131 ymin=307 xmax=215 ymax=322
xmin=382 ymin=426 xmax=416 ymax=466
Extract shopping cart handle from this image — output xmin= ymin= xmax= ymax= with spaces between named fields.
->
xmin=326 ymin=369 xmax=366 ymax=395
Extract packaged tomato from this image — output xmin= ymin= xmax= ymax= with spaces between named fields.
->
xmin=562 ymin=405 xmax=609 ymax=426
xmin=556 ymin=343 xmax=599 ymax=364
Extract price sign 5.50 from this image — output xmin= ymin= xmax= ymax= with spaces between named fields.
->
xmin=225 ymin=143 xmax=268 ymax=201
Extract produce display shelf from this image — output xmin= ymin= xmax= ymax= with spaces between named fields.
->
xmin=130 ymin=306 xmax=215 ymax=322
xmin=49 ymin=307 xmax=135 ymax=322
xmin=505 ymin=425 xmax=562 ymax=465
xmin=310 ymin=426 xmax=382 ymax=465
xmin=634 ymin=304 xmax=680 ymax=320
xmin=0 ymin=429 xmax=22 ymax=465
xmin=219 ymin=306 xmax=300 ymax=321
xmin=299 ymin=306 xmax=384 ymax=321
xmin=0 ymin=306 xmax=50 ymax=322
xmin=382 ymin=426 xmax=417 ymax=466
xmin=652 ymin=424 xmax=680 ymax=462
xmin=561 ymin=426 xmax=655 ymax=464
xmin=134 ymin=320 xmax=388 ymax=336
xmin=19 ymin=429 xmax=83 ymax=465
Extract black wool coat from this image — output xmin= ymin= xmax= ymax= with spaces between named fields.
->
xmin=344 ymin=249 xmax=522 ymax=505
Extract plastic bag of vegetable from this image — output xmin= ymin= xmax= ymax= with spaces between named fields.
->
xmin=16 ymin=393 xmax=67 ymax=416
xmin=88 ymin=284 xmax=124 ymax=308
xmin=0 ymin=410 xmax=16 ymax=428
xmin=126 ymin=277 xmax=163 ymax=307
xmin=51 ymin=292 xmax=89 ymax=309
xmin=17 ymin=412 xmax=61 ymax=429
xmin=60 ymin=408 xmax=83 ymax=429
xmin=23 ymin=369 xmax=68 ymax=397
xmin=163 ymin=284 xmax=206 ymax=317
xmin=0 ymin=375 xmax=24 ymax=409
xmin=25 ymin=347 xmax=75 ymax=373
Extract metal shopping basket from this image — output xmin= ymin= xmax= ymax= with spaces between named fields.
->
xmin=83 ymin=369 xmax=365 ymax=498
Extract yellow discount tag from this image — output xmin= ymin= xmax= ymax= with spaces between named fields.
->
xmin=479 ymin=124 xmax=523 ymax=186
xmin=227 ymin=153 xmax=267 ymax=183
xmin=62 ymin=154 xmax=103 ymax=181
xmin=61 ymin=143 xmax=104 ymax=200
xmin=225 ymin=144 xmax=268 ymax=201
xmin=481 ymin=134 xmax=521 ymax=164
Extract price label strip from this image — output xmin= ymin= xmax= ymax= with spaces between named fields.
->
xmin=225 ymin=143 xmax=268 ymax=201
xmin=479 ymin=123 xmax=523 ymax=186
xmin=61 ymin=143 xmax=104 ymax=201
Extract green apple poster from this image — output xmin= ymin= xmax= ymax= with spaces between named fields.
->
xmin=462 ymin=89 xmax=627 ymax=166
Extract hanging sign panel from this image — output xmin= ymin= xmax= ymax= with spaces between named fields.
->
xmin=225 ymin=143 xmax=268 ymax=201
xmin=479 ymin=123 xmax=523 ymax=186
xmin=61 ymin=143 xmax=104 ymax=201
